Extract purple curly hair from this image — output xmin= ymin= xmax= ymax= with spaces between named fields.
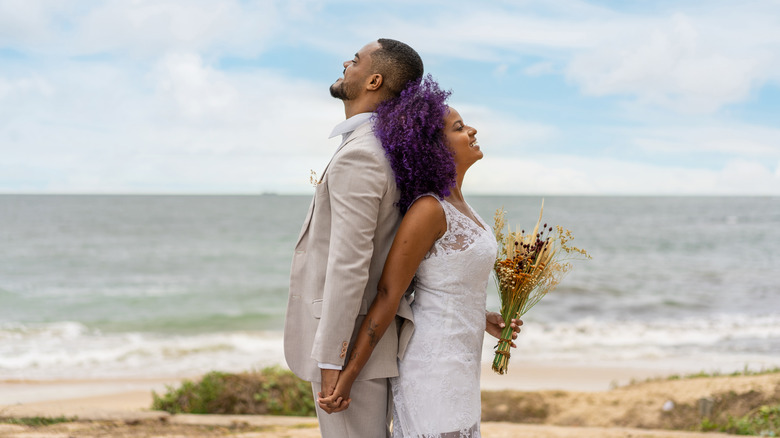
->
xmin=373 ymin=75 xmax=455 ymax=215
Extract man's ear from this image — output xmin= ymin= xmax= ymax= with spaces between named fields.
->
xmin=366 ymin=74 xmax=383 ymax=91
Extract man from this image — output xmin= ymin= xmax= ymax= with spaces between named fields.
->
xmin=284 ymin=38 xmax=424 ymax=438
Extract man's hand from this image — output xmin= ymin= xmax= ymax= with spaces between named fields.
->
xmin=318 ymin=368 xmax=340 ymax=398
xmin=318 ymin=375 xmax=353 ymax=415
xmin=317 ymin=369 xmax=350 ymax=414
xmin=485 ymin=312 xmax=523 ymax=348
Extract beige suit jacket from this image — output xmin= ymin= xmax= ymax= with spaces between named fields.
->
xmin=284 ymin=120 xmax=414 ymax=383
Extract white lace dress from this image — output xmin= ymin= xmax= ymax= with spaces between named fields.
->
xmin=391 ymin=195 xmax=497 ymax=438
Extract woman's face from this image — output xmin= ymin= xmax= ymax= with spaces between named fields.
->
xmin=443 ymin=107 xmax=482 ymax=168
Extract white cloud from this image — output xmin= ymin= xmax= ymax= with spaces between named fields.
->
xmin=465 ymin=155 xmax=780 ymax=195
xmin=0 ymin=75 xmax=54 ymax=99
xmin=0 ymin=0 xmax=59 ymax=46
xmin=524 ymin=61 xmax=557 ymax=77
xmin=455 ymin=104 xmax=557 ymax=155
xmin=718 ymin=159 xmax=777 ymax=193
xmin=88 ymin=0 xmax=280 ymax=57
xmin=357 ymin=10 xmax=601 ymax=64
xmin=630 ymin=123 xmax=780 ymax=158
xmin=465 ymin=156 xmax=592 ymax=195
xmin=354 ymin=1 xmax=780 ymax=114
xmin=565 ymin=12 xmax=777 ymax=113
xmin=152 ymin=53 xmax=238 ymax=120
xmin=0 ymin=50 xmax=343 ymax=193
xmin=1 ymin=0 xmax=281 ymax=58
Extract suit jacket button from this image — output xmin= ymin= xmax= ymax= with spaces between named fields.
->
xmin=339 ymin=352 xmax=346 ymax=358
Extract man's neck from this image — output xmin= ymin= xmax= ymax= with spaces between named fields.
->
xmin=343 ymin=96 xmax=383 ymax=119
xmin=344 ymin=104 xmax=368 ymax=119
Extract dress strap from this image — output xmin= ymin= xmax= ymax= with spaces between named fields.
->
xmin=410 ymin=192 xmax=441 ymax=206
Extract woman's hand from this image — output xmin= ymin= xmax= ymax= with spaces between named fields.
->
xmin=485 ymin=312 xmax=522 ymax=348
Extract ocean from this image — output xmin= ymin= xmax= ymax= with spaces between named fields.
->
xmin=1 ymin=194 xmax=779 ymax=380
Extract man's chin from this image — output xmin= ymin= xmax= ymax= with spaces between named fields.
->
xmin=330 ymin=82 xmax=354 ymax=101
xmin=329 ymin=86 xmax=347 ymax=100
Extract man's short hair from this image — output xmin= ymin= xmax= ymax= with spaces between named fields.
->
xmin=373 ymin=38 xmax=424 ymax=98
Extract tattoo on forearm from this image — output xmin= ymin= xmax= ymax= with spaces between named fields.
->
xmin=349 ymin=350 xmax=359 ymax=361
xmin=367 ymin=318 xmax=379 ymax=347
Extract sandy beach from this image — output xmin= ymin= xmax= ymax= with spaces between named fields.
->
xmin=0 ymin=362 xmax=664 ymax=406
xmin=3 ymin=363 xmax=776 ymax=437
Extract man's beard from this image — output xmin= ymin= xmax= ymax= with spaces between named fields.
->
xmin=329 ymin=80 xmax=355 ymax=101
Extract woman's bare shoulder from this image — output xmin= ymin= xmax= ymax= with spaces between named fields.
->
xmin=403 ymin=195 xmax=446 ymax=238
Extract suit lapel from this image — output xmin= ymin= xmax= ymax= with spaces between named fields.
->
xmin=294 ymin=121 xmax=374 ymax=247
xmin=319 ymin=122 xmax=373 ymax=177
xmin=294 ymin=196 xmax=316 ymax=246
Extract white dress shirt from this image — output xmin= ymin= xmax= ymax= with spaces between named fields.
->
xmin=329 ymin=112 xmax=374 ymax=142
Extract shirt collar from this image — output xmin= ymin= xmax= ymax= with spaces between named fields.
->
xmin=328 ymin=112 xmax=374 ymax=141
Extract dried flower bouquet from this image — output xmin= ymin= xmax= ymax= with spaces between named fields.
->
xmin=492 ymin=200 xmax=590 ymax=375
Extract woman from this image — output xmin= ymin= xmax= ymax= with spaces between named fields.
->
xmin=319 ymin=76 xmax=519 ymax=437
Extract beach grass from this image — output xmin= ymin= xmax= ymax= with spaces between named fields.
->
xmin=629 ymin=366 xmax=780 ymax=386
xmin=700 ymin=403 xmax=780 ymax=435
xmin=0 ymin=415 xmax=76 ymax=426
xmin=151 ymin=366 xmax=315 ymax=416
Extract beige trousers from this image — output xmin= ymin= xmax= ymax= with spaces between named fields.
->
xmin=311 ymin=378 xmax=391 ymax=438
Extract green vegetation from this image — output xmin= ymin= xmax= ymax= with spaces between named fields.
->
xmin=151 ymin=366 xmax=315 ymax=416
xmin=0 ymin=416 xmax=76 ymax=426
xmin=629 ymin=366 xmax=780 ymax=386
xmin=700 ymin=404 xmax=780 ymax=436
xmin=674 ymin=366 xmax=780 ymax=381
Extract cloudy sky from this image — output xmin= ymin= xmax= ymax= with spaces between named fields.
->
xmin=2 ymin=0 xmax=779 ymax=195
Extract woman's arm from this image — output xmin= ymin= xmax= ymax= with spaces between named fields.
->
xmin=318 ymin=195 xmax=446 ymax=413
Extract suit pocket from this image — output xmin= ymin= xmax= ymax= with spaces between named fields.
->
xmin=314 ymin=177 xmax=329 ymax=200
xmin=310 ymin=299 xmax=323 ymax=319
xmin=310 ymin=298 xmax=369 ymax=318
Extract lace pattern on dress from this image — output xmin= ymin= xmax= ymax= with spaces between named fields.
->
xmin=415 ymin=194 xmax=488 ymax=259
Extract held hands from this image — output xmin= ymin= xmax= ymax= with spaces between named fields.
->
xmin=317 ymin=369 xmax=353 ymax=414
xmin=485 ymin=312 xmax=523 ymax=348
